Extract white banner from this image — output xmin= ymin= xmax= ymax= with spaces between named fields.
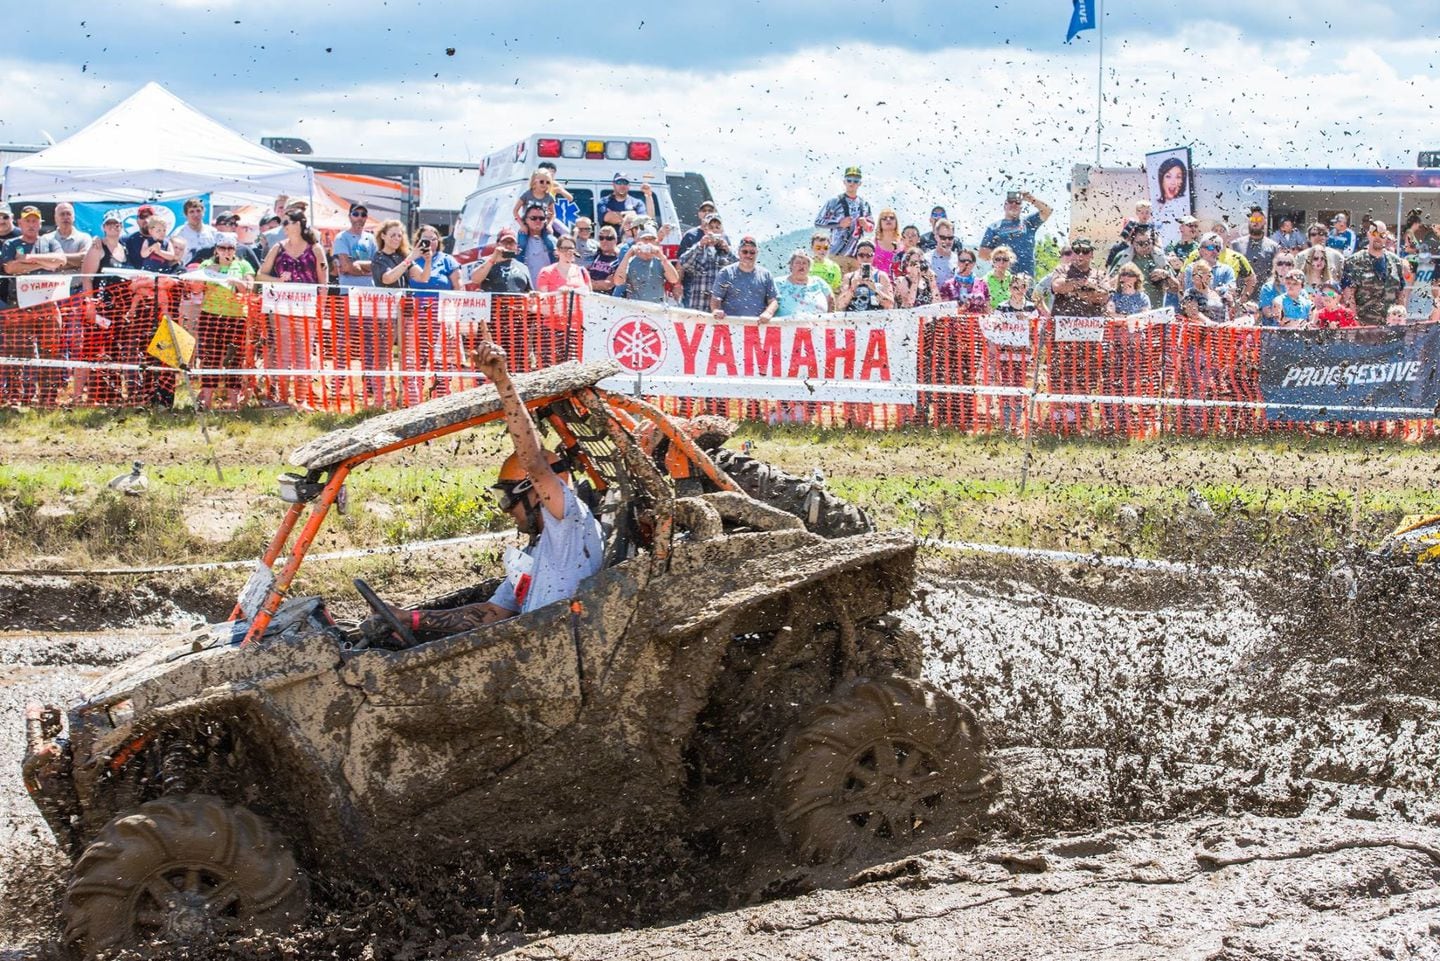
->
xmin=581 ymin=294 xmax=927 ymax=404
xmin=437 ymin=290 xmax=493 ymax=331
xmin=262 ymin=282 xmax=319 ymax=316
xmin=346 ymin=286 xmax=406 ymax=316
xmin=16 ymin=275 xmax=72 ymax=308
xmin=1052 ymin=315 xmax=1106 ymax=342
xmin=978 ymin=314 xmax=1030 ymax=347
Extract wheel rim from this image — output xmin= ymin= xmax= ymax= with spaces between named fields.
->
xmin=130 ymin=862 xmax=246 ymax=943
xmin=838 ymin=737 xmax=949 ymax=843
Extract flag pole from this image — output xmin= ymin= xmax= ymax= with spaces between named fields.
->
xmin=1095 ymin=0 xmax=1104 ymax=166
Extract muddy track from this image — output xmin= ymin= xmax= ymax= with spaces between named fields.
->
xmin=3 ymin=561 xmax=1440 ymax=958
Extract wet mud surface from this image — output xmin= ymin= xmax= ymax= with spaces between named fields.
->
xmin=3 ymin=561 xmax=1440 ymax=958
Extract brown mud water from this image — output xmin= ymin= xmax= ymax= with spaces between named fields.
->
xmin=3 ymin=553 xmax=1440 ymax=959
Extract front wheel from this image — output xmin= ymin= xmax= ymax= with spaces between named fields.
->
xmin=64 ymin=795 xmax=309 ymax=958
xmin=776 ymin=678 xmax=998 ymax=865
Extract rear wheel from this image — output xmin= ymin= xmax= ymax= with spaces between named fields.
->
xmin=709 ymin=448 xmax=874 ymax=539
xmin=777 ymin=678 xmax=998 ymax=865
xmin=64 ymin=795 xmax=308 ymax=958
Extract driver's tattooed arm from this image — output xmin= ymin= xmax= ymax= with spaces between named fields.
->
xmin=416 ymin=602 xmax=513 ymax=633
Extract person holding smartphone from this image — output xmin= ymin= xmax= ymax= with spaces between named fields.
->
xmin=835 ymin=240 xmax=895 ymax=312
xmin=466 ymin=228 xmax=533 ymax=295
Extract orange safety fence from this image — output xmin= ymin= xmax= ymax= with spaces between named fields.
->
xmin=1 ymin=278 xmax=1435 ymax=441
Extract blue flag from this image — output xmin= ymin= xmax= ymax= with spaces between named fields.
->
xmin=1066 ymin=0 xmax=1096 ymax=42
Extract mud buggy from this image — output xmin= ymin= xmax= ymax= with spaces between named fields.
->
xmin=22 ymin=360 xmax=997 ymax=957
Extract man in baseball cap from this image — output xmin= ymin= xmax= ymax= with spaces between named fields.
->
xmin=816 ymin=165 xmax=873 ymax=270
xmin=468 ymin=226 xmax=532 ymax=295
xmin=600 ymin=171 xmax=652 ymax=229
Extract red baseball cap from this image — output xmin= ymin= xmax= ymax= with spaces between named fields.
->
xmin=496 ymin=227 xmax=517 ymax=242
xmin=137 ymin=205 xmax=156 ymax=216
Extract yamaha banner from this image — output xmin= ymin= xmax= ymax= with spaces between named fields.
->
xmin=1260 ymin=326 xmax=1440 ymax=421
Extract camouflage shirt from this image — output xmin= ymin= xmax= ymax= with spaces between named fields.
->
xmin=1342 ymin=249 xmax=1406 ymax=326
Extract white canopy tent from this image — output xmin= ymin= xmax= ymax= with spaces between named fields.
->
xmin=1 ymin=82 xmax=313 ymax=206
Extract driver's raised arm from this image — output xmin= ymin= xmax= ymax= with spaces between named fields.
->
xmin=471 ymin=339 xmax=567 ymax=520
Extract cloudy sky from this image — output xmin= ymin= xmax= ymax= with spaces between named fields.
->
xmin=4 ymin=1 xmax=1438 ymax=240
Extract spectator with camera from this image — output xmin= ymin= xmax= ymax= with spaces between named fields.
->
xmin=835 ymin=240 xmax=895 ymax=312
xmin=613 ymin=224 xmax=679 ymax=304
xmin=677 ymin=212 xmax=736 ymax=311
xmin=407 ymin=223 xmax=463 ymax=294
xmin=677 ymin=200 xmax=721 ymax=259
xmin=893 ymin=248 xmax=939 ymax=307
xmin=980 ymin=189 xmax=1052 ymax=277
xmin=466 ymin=228 xmax=533 ymax=295
xmin=1108 ymin=225 xmax=1178 ymax=309
xmin=711 ymin=236 xmax=778 ymax=320
xmin=814 ymin=165 xmax=873 ymax=270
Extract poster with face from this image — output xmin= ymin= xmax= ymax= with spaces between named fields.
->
xmin=1145 ymin=146 xmax=1194 ymax=249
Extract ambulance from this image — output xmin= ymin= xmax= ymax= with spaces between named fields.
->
xmin=453 ymin=134 xmax=713 ymax=264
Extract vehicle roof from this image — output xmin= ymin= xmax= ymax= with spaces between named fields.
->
xmin=289 ymin=360 xmax=622 ymax=470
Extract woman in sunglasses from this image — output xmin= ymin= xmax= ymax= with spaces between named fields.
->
xmin=872 ymin=208 xmax=903 ymax=277
xmin=893 ymin=250 xmax=938 ymax=308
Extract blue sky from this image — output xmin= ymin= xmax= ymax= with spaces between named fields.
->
xmin=5 ymin=1 xmax=1439 ymax=239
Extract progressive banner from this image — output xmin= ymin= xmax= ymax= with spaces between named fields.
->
xmin=580 ymin=295 xmax=929 ymax=404
xmin=1260 ymin=325 xmax=1440 ymax=421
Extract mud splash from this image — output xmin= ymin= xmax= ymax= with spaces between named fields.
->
xmin=4 ymin=561 xmax=1440 ymax=959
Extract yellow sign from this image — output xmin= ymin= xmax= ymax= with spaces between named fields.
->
xmin=146 ymin=315 xmax=196 ymax=369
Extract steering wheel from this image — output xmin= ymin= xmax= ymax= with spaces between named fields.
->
xmin=353 ymin=577 xmax=416 ymax=648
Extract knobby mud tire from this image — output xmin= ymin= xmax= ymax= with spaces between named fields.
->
xmin=776 ymin=677 xmax=998 ymax=865
xmin=63 ymin=795 xmax=309 ymax=958
xmin=709 ymin=449 xmax=874 ymax=539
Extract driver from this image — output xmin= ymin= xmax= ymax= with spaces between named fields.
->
xmin=362 ymin=339 xmax=604 ymax=640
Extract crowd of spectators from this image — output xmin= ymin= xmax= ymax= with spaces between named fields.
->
xmin=2 ymin=167 xmax=1438 ymax=405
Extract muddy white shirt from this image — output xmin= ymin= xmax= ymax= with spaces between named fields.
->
xmin=488 ymin=484 xmax=604 ymax=615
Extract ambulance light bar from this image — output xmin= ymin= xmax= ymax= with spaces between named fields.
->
xmin=536 ymin=138 xmax=654 ymax=163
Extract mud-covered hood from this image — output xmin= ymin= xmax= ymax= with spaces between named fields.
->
xmin=79 ymin=620 xmax=247 ymax=708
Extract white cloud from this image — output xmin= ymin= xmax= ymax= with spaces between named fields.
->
xmin=3 ymin=25 xmax=1439 ymax=242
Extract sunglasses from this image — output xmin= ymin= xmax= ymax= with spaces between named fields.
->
xmin=491 ymin=479 xmax=534 ymax=512
xmin=936 ymin=234 xmax=954 ymax=241
xmin=526 ymin=216 xmax=545 ymax=222
xmin=844 ymin=177 xmax=862 ymax=184
xmin=558 ymin=245 xmax=576 ymax=252
xmin=1202 ymin=245 xmax=1220 ymax=251
xmin=740 ymin=247 xmax=758 ymax=254
xmin=993 ymin=256 xmax=1011 ymax=263
xmin=600 ymin=235 xmax=617 ymax=241
xmin=957 ymin=258 xmax=975 ymax=265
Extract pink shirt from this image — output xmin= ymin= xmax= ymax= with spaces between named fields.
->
xmin=536 ymin=263 xmax=592 ymax=292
